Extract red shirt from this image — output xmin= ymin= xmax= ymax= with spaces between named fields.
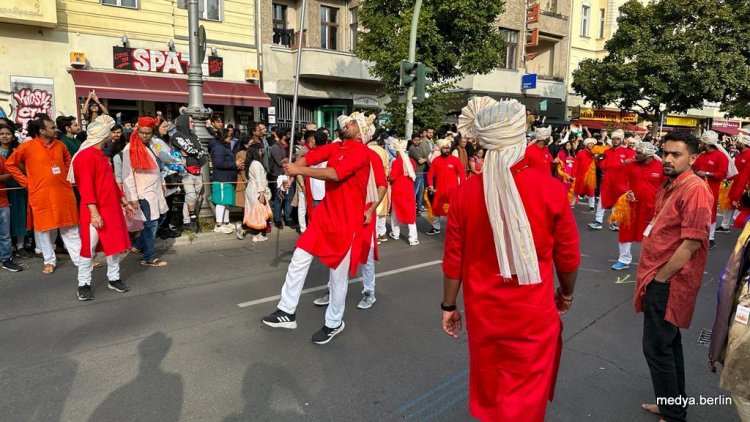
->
xmin=296 ymin=139 xmax=370 ymax=272
xmin=443 ymin=158 xmax=580 ymax=421
xmin=619 ymin=159 xmax=664 ymax=243
xmin=735 ymin=148 xmax=750 ymax=177
xmin=0 ymin=156 xmax=9 ymax=208
xmin=355 ymin=148 xmax=389 ymax=266
xmin=427 ymin=154 xmax=465 ymax=216
xmin=524 ymin=144 xmax=553 ymax=175
xmin=634 ymin=170 xmax=713 ymax=328
xmin=599 ymin=146 xmax=636 ymax=208
xmin=572 ymin=149 xmax=595 ymax=197
xmin=389 ymin=156 xmax=417 ymax=224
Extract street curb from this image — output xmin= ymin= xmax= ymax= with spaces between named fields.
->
xmin=157 ymin=227 xmax=300 ymax=247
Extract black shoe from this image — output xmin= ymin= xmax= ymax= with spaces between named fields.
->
xmin=159 ymin=228 xmax=181 ymax=239
xmin=186 ymin=220 xmax=198 ymax=232
xmin=426 ymin=228 xmax=441 ymax=236
xmin=2 ymin=259 xmax=22 ymax=272
xmin=274 ymin=221 xmax=284 ymax=230
xmin=14 ymin=249 xmax=29 ymax=259
xmin=709 ymin=239 xmax=716 ymax=250
xmin=77 ymin=285 xmax=93 ymax=301
xmin=262 ymin=309 xmax=297 ymax=329
xmin=285 ymin=220 xmax=298 ymax=229
xmin=312 ymin=321 xmax=345 ymax=345
xmin=108 ymin=279 xmax=130 ymax=293
xmin=715 ymin=226 xmax=730 ymax=233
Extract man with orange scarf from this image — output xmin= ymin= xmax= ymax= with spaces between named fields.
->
xmin=122 ymin=117 xmax=169 ymax=267
xmin=572 ymin=138 xmax=598 ymax=211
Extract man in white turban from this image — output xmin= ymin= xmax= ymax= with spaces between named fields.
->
xmin=425 ymin=137 xmax=465 ymax=234
xmin=525 ymin=126 xmax=553 ymax=174
xmin=589 ymin=128 xmax=635 ymax=231
xmin=263 ymin=112 xmax=374 ymax=345
xmin=717 ymin=134 xmax=750 ymax=233
xmin=388 ymin=138 xmax=419 ymax=245
xmin=610 ymin=142 xmax=664 ymax=271
xmin=71 ymin=116 xmax=137 ymax=301
xmin=441 ymin=97 xmax=580 ymax=422
xmin=694 ymin=130 xmax=736 ymax=248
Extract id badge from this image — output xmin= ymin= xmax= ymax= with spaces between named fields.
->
xmin=643 ymin=223 xmax=654 ymax=237
xmin=51 ymin=166 xmax=61 ymax=175
xmin=736 ymin=305 xmax=750 ymax=325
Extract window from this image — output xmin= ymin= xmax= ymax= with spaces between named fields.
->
xmin=320 ymin=6 xmax=339 ymax=50
xmin=499 ymin=29 xmax=518 ymax=70
xmin=177 ymin=0 xmax=222 ymax=21
xmin=102 ymin=0 xmax=138 ymax=8
xmin=546 ymin=0 xmax=557 ymax=13
xmin=273 ymin=4 xmax=287 ymax=29
xmin=580 ymin=5 xmax=590 ymax=37
xmin=349 ymin=7 xmax=358 ymax=51
xmin=599 ymin=8 xmax=606 ymax=38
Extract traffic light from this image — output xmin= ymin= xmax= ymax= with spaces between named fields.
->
xmin=400 ymin=60 xmax=418 ymax=88
xmin=414 ymin=63 xmax=433 ymax=103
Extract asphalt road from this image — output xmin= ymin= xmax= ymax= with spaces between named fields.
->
xmin=0 ymin=204 xmax=741 ymax=422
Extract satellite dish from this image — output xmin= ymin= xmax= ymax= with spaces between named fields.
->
xmin=198 ymin=25 xmax=207 ymax=63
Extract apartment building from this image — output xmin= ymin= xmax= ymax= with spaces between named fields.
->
xmin=0 ymin=0 xmax=269 ymax=133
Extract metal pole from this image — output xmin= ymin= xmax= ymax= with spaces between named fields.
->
xmin=289 ymin=0 xmax=308 ymax=162
xmin=404 ymin=0 xmax=423 ymax=140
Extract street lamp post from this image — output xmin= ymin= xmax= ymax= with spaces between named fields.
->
xmin=404 ymin=0 xmax=423 ymax=140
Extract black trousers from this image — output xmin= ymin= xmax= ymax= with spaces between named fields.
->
xmin=642 ymin=281 xmax=687 ymax=422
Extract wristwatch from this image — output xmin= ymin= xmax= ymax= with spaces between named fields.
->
xmin=441 ymin=302 xmax=457 ymax=312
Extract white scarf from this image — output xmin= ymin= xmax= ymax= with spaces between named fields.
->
xmin=67 ymin=115 xmax=116 ymax=184
xmin=458 ymin=97 xmax=540 ymax=285
xmin=392 ymin=138 xmax=416 ymax=180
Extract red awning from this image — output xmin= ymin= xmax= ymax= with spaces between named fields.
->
xmin=573 ymin=119 xmax=648 ymax=133
xmin=70 ymin=69 xmax=270 ymax=107
xmin=713 ymin=125 xmax=741 ymax=136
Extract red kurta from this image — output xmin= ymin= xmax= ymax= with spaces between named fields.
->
xmin=5 ymin=138 xmax=78 ymax=232
xmin=389 ymin=157 xmax=417 ymax=224
xmin=296 ymin=140 xmax=369 ymax=274
xmin=572 ymin=149 xmax=595 ymax=197
xmin=599 ymin=146 xmax=636 ymax=209
xmin=73 ymin=147 xmax=131 ymax=257
xmin=693 ymin=149 xmax=729 ymax=222
xmin=735 ymin=148 xmax=750 ymax=176
xmin=618 ymin=159 xmax=665 ymax=243
xmin=427 ymin=154 xmax=465 ymax=216
xmin=524 ymin=144 xmax=553 ymax=175
xmin=355 ymin=149 xmax=389 ymax=266
xmin=443 ymin=158 xmax=580 ymax=422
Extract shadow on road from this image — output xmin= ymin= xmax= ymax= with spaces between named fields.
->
xmin=224 ymin=362 xmax=310 ymax=422
xmin=88 ymin=332 xmax=183 ymax=422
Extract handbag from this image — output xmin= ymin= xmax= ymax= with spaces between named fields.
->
xmin=186 ymin=165 xmax=202 ymax=176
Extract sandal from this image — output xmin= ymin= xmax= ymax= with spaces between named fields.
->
xmin=93 ymin=261 xmax=103 ymax=269
xmin=140 ymin=259 xmax=168 ymax=267
xmin=42 ymin=264 xmax=55 ymax=275
xmin=129 ymin=247 xmax=143 ymax=255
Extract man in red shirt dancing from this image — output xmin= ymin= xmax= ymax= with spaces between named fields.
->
xmin=524 ymin=126 xmax=553 ymax=175
xmin=692 ymin=130 xmax=735 ymax=249
xmin=426 ymin=138 xmax=465 ymax=235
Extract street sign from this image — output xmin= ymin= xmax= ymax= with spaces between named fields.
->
xmin=198 ymin=25 xmax=207 ymax=63
xmin=522 ymin=73 xmax=537 ymax=90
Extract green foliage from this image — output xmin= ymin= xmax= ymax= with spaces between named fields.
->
xmin=572 ymin=0 xmax=750 ymax=120
xmin=356 ymin=0 xmax=507 ymax=131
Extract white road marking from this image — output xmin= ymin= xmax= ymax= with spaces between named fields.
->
xmin=236 ymin=260 xmax=443 ymax=308
xmin=580 ymin=267 xmax=604 ymax=273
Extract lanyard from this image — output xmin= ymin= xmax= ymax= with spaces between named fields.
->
xmin=35 ymin=138 xmax=59 ymax=168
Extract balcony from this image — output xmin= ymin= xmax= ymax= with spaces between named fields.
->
xmin=264 ymin=43 xmax=377 ymax=82
xmin=1 ymin=0 xmax=57 ymax=27
xmin=272 ymin=28 xmax=296 ymax=48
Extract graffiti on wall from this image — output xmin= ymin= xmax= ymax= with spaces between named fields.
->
xmin=9 ymin=76 xmax=55 ymax=137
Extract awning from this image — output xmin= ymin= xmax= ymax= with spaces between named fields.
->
xmin=712 ymin=125 xmax=748 ymax=136
xmin=573 ymin=119 xmax=648 ymax=133
xmin=70 ymin=69 xmax=270 ymax=107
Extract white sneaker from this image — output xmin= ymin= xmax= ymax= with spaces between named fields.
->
xmin=409 ymin=239 xmax=420 ymax=246
xmin=389 ymin=232 xmax=400 ymax=240
xmin=221 ymin=223 xmax=235 ymax=234
xmin=252 ymin=235 xmax=268 ymax=242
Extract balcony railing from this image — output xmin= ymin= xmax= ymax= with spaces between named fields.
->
xmin=273 ymin=28 xmax=295 ymax=48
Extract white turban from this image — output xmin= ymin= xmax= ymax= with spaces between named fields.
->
xmin=738 ymin=135 xmax=750 ymax=147
xmin=436 ymin=138 xmax=452 ymax=149
xmin=457 ymin=97 xmax=540 ymax=285
xmin=337 ymin=115 xmax=350 ymax=130
xmin=583 ymin=137 xmax=597 ymax=147
xmin=392 ymin=138 xmax=416 ymax=180
xmin=611 ymin=129 xmax=625 ymax=140
xmin=339 ymin=112 xmax=378 ymax=202
xmin=534 ymin=126 xmax=552 ymax=140
xmin=636 ymin=142 xmax=658 ymax=157
xmin=67 ymin=115 xmax=116 ymax=183
xmin=701 ymin=130 xmax=738 ymax=178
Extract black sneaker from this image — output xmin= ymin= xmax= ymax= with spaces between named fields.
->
xmin=709 ymin=239 xmax=716 ymax=250
xmin=715 ymin=226 xmax=730 ymax=233
xmin=426 ymin=228 xmax=441 ymax=236
xmin=274 ymin=221 xmax=284 ymax=230
xmin=108 ymin=279 xmax=130 ymax=293
xmin=14 ymin=249 xmax=29 ymax=259
xmin=2 ymin=259 xmax=22 ymax=272
xmin=312 ymin=321 xmax=345 ymax=345
xmin=77 ymin=285 xmax=93 ymax=301
xmin=262 ymin=309 xmax=297 ymax=329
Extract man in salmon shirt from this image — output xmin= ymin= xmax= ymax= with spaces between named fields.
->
xmin=6 ymin=117 xmax=81 ymax=275
xmin=442 ymin=97 xmax=580 ymax=422
xmin=262 ymin=112 xmax=376 ymax=345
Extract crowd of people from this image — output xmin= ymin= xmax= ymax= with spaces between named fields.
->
xmin=4 ymin=95 xmax=750 ymax=421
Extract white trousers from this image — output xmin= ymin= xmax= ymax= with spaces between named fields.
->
xmin=215 ymin=205 xmax=230 ymax=224
xmin=618 ymin=242 xmax=632 ymax=265
xmin=588 ymin=196 xmax=596 ymax=208
xmin=720 ymin=209 xmax=739 ymax=229
xmin=433 ymin=216 xmax=442 ymax=231
xmin=298 ymin=190 xmax=307 ymax=233
xmin=376 ymin=216 xmax=387 ymax=237
xmin=362 ymin=239 xmax=376 ymax=293
xmin=78 ymin=224 xmax=120 ymax=286
xmin=278 ymin=247 xmax=351 ymax=329
xmin=34 ymin=226 xmax=81 ymax=267
xmin=710 ymin=222 xmax=716 ymax=240
xmin=595 ymin=198 xmax=610 ymax=223
xmin=391 ymin=212 xmax=418 ymax=243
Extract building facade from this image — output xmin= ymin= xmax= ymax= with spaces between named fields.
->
xmin=0 ymin=0 xmax=269 ymax=134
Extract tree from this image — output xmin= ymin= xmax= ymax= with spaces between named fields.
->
xmin=572 ymin=0 xmax=750 ymax=126
xmin=356 ymin=0 xmax=507 ymax=133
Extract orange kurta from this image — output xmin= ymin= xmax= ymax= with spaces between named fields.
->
xmin=5 ymin=138 xmax=78 ymax=232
